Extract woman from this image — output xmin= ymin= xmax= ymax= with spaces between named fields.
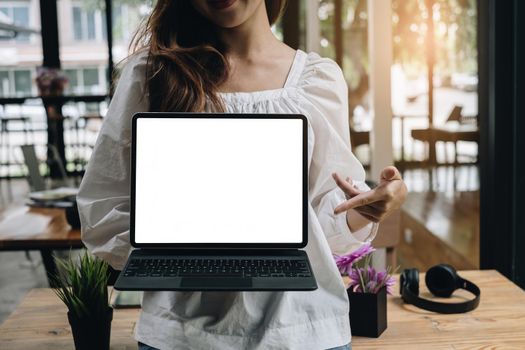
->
xmin=77 ymin=0 xmax=407 ymax=349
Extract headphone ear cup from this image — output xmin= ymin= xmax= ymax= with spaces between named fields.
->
xmin=404 ymin=268 xmax=420 ymax=296
xmin=425 ymin=264 xmax=458 ymax=298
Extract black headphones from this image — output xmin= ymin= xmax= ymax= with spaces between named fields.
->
xmin=400 ymin=264 xmax=481 ymax=314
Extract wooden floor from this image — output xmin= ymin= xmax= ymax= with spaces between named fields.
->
xmin=397 ymin=165 xmax=480 ymax=271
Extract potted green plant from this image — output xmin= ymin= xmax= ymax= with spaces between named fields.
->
xmin=334 ymin=244 xmax=397 ymax=338
xmin=52 ymin=251 xmax=113 ymax=350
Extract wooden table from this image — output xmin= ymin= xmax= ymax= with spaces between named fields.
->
xmin=0 ymin=206 xmax=82 ymax=284
xmin=411 ymin=125 xmax=479 ymax=165
xmin=1 ymin=270 xmax=524 ymax=349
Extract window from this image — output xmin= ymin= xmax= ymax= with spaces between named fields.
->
xmin=0 ymin=4 xmax=31 ymax=43
xmin=103 ymin=4 xmax=126 ymax=42
xmin=83 ymin=68 xmax=99 ymax=92
xmin=64 ymin=69 xmax=79 ymax=94
xmin=63 ymin=67 xmax=104 ymax=95
xmin=0 ymin=69 xmax=33 ymax=97
xmin=111 ymin=5 xmax=122 ymax=41
xmin=0 ymin=70 xmax=9 ymax=96
xmin=72 ymin=6 xmax=98 ymax=41
xmin=14 ymin=70 xmax=31 ymax=95
xmin=111 ymin=3 xmax=152 ymax=63
xmin=72 ymin=7 xmax=83 ymax=41
xmin=60 ymin=2 xmax=150 ymax=96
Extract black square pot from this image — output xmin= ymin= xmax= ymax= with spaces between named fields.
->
xmin=67 ymin=307 xmax=113 ymax=350
xmin=348 ymin=286 xmax=387 ymax=338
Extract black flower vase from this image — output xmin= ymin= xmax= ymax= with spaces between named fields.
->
xmin=67 ymin=307 xmax=113 ymax=350
xmin=348 ymin=286 xmax=387 ymax=338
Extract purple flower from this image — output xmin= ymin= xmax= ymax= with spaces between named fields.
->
xmin=366 ymin=280 xmax=378 ymax=293
xmin=348 ymin=266 xmax=396 ymax=295
xmin=333 ymin=243 xmax=375 ymax=275
xmin=348 ymin=268 xmax=364 ymax=292
xmin=383 ymin=274 xmax=396 ymax=295
xmin=376 ymin=270 xmax=396 ymax=294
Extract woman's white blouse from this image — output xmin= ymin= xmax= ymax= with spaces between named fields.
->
xmin=77 ymin=49 xmax=373 ymax=350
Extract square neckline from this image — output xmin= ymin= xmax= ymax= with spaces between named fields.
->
xmin=219 ymin=49 xmax=306 ymax=99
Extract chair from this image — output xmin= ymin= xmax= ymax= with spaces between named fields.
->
xmin=444 ymin=105 xmax=463 ymax=123
xmin=411 ymin=106 xmax=479 ymax=165
xmin=0 ymin=106 xmax=35 ymax=200
xmin=21 ymin=144 xmax=69 ymax=191
xmin=20 ymin=145 xmax=46 ymax=191
xmin=0 ymin=114 xmax=34 ymax=176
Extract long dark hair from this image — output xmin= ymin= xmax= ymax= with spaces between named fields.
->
xmin=131 ymin=0 xmax=287 ymax=112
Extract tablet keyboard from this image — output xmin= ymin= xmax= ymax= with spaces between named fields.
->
xmin=122 ymin=258 xmax=312 ymax=278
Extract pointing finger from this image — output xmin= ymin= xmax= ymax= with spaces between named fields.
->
xmin=334 ymin=190 xmax=381 ymax=214
xmin=332 ymin=173 xmax=362 ymax=198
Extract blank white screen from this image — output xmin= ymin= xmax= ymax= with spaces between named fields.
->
xmin=134 ymin=117 xmax=304 ymax=244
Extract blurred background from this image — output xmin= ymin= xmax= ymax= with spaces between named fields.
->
xmin=0 ymin=0 xmax=480 ymax=175
xmin=0 ymin=0 xmax=522 ymax=325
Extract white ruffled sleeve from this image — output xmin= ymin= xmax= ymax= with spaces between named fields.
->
xmin=77 ymin=52 xmax=148 ymax=270
xmin=299 ymin=53 xmax=375 ymax=255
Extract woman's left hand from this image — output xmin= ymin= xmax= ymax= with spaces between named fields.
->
xmin=332 ymin=166 xmax=407 ymax=223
